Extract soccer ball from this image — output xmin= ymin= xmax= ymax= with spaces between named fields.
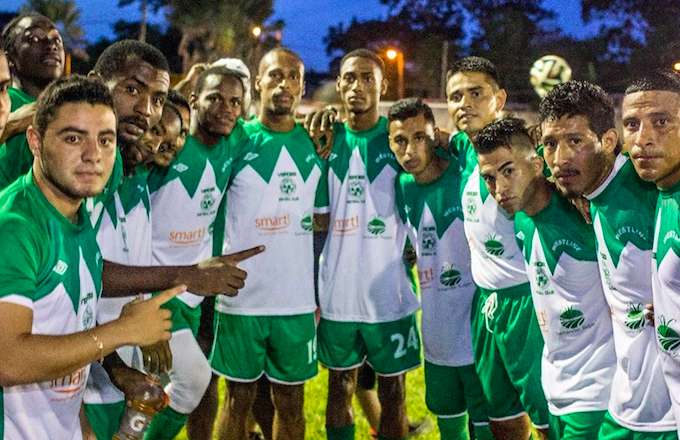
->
xmin=530 ymin=55 xmax=572 ymax=98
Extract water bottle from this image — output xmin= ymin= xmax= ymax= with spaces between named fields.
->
xmin=112 ymin=374 xmax=168 ymax=439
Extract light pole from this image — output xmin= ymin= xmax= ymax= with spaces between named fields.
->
xmin=386 ymin=48 xmax=404 ymax=99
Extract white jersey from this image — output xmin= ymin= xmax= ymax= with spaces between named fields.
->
xmin=318 ymin=118 xmax=419 ymax=323
xmin=515 ymin=191 xmax=615 ymax=415
xmin=396 ymin=160 xmax=475 ymax=366
xmin=149 ymin=127 xmax=247 ymax=307
xmin=0 ymin=173 xmax=101 ymax=440
xmin=586 ymin=154 xmax=674 ymax=431
xmin=453 ymin=132 xmax=528 ymax=291
xmin=216 ymin=119 xmax=324 ymax=315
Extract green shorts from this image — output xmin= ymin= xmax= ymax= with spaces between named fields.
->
xmin=598 ymin=411 xmax=678 ymax=440
xmin=318 ymin=314 xmax=421 ymax=376
xmin=471 ymin=284 xmax=549 ymax=428
xmin=424 ymin=360 xmax=490 ymax=424
xmin=84 ymin=401 xmax=126 ymax=440
xmin=210 ymin=312 xmax=318 ymax=384
xmin=549 ymin=411 xmax=606 ymax=439
xmin=162 ymin=296 xmax=201 ymax=335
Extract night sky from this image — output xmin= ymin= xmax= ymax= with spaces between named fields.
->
xmin=3 ymin=0 xmax=602 ymax=72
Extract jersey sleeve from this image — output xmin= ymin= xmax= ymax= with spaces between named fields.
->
xmin=394 ymin=173 xmax=409 ymax=225
xmin=0 ymin=214 xmax=43 ymax=309
xmin=314 ymin=160 xmax=329 ymax=214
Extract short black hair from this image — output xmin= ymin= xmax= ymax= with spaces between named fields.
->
xmin=474 ymin=117 xmax=534 ymax=155
xmin=447 ymin=56 xmax=501 ymax=88
xmin=1 ymin=12 xmax=53 ymax=56
xmin=194 ymin=66 xmax=247 ymax=96
xmin=625 ymin=69 xmax=680 ymax=95
xmin=538 ymin=80 xmax=615 ymax=138
xmin=340 ymin=48 xmax=385 ymax=73
xmin=258 ymin=47 xmax=303 ymax=75
xmin=387 ymin=98 xmax=435 ymax=126
xmin=34 ymin=75 xmax=115 ymax=137
xmin=93 ymin=39 xmax=169 ymax=81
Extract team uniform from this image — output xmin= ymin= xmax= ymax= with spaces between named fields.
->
xmin=514 ymin=191 xmax=616 ymax=438
xmin=585 ymin=154 xmax=675 ymax=438
xmin=653 ymin=179 xmax=680 ymax=436
xmin=0 ymin=87 xmax=35 ymax=189
xmin=396 ymin=158 xmax=492 ymax=438
xmin=317 ymin=117 xmax=421 ymax=376
xmin=452 ymin=131 xmax=549 ymax=428
xmin=144 ymin=126 xmax=247 ymax=438
xmin=210 ymin=118 xmax=324 ymax=384
xmin=0 ymin=172 xmax=101 ymax=439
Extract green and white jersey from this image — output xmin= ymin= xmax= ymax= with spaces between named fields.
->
xmin=586 ymin=154 xmax=674 ymax=431
xmin=453 ymin=132 xmax=529 ymax=291
xmin=0 ymin=172 xmax=102 ymax=440
xmin=396 ymin=159 xmax=475 ymax=366
xmin=514 ymin=191 xmax=615 ymax=416
xmin=0 ymin=88 xmax=36 ymax=190
xmin=216 ymin=119 xmax=325 ymax=315
xmin=318 ymin=117 xmax=419 ymax=323
xmin=96 ymin=166 xmax=152 ymax=324
xmin=150 ymin=125 xmax=247 ymax=307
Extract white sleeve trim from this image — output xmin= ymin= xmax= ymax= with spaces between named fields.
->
xmin=314 ymin=206 xmax=330 ymax=214
xmin=0 ymin=294 xmax=34 ymax=310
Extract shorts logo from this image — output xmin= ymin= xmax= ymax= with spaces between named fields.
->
xmin=559 ymin=306 xmax=585 ymax=330
xmin=625 ymin=303 xmax=645 ymax=331
xmin=347 ymin=175 xmax=365 ymax=203
xmin=367 ymin=217 xmax=386 ymax=235
xmin=169 ymin=227 xmax=206 ymax=245
xmin=481 ymin=292 xmax=498 ymax=333
xmin=53 ymin=260 xmax=68 ymax=275
xmin=439 ymin=264 xmax=461 ymax=287
xmin=255 ymin=214 xmax=290 ymax=232
xmin=484 ymin=233 xmax=504 ymax=256
xmin=333 ymin=215 xmax=359 ymax=234
xmin=657 ymin=316 xmax=680 ymax=355
xmin=300 ymin=214 xmax=313 ymax=232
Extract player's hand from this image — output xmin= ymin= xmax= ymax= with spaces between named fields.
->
xmin=645 ymin=303 xmax=655 ymax=326
xmin=185 ymin=63 xmax=209 ymax=81
xmin=403 ymin=244 xmax=417 ymax=268
xmin=435 ymin=129 xmax=451 ymax=155
xmin=141 ymin=341 xmax=172 ymax=374
xmin=119 ymin=285 xmax=185 ymax=347
xmin=304 ymin=107 xmax=337 ymax=159
xmin=568 ymin=196 xmax=592 ymax=224
xmin=108 ymin=363 xmax=149 ymax=400
xmin=0 ymin=102 xmax=36 ymax=143
xmin=187 ymin=245 xmax=265 ymax=296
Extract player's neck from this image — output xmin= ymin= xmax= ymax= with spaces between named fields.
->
xmin=523 ymin=178 xmax=552 ymax=216
xmin=260 ymin=110 xmax=295 ymax=132
xmin=414 ymin=156 xmax=448 ymax=185
xmin=346 ymin=108 xmax=379 ymax=132
xmin=32 ymin=165 xmax=81 ymax=223
xmin=584 ymin=154 xmax=617 ymax=196
xmin=12 ymin=76 xmax=45 ymax=100
xmin=657 ymin=165 xmax=680 ymax=190
xmin=191 ymin=121 xmax=221 ymax=147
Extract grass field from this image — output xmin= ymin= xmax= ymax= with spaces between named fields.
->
xmin=176 ymin=365 xmax=441 ymax=439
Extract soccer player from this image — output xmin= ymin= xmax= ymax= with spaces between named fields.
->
xmin=474 ymin=116 xmax=616 ymax=438
xmin=539 ymin=80 xmax=676 ymax=437
xmin=0 ymin=47 xmax=10 ymax=138
xmin=152 ymin=91 xmax=189 ymax=168
xmin=144 ymin=64 xmax=260 ymax=440
xmin=447 ymin=56 xmax=549 ymax=439
xmin=315 ymin=48 xmax=420 ymax=440
xmin=0 ymin=74 xmax=183 ymax=440
xmin=210 ymin=47 xmax=324 ymax=440
xmin=620 ymin=71 xmax=680 ymax=435
xmin=388 ymin=98 xmax=493 ymax=440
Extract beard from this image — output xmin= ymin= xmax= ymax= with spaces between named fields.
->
xmin=40 ymin=155 xmax=99 ymax=200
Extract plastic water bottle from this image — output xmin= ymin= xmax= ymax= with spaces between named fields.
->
xmin=112 ymin=374 xmax=168 ymax=439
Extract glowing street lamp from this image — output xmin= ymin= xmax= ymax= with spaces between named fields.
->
xmin=674 ymin=61 xmax=680 ymax=72
xmin=252 ymin=26 xmax=262 ymax=39
xmin=385 ymin=48 xmax=404 ymax=99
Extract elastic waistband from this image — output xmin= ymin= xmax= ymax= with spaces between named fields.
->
xmin=478 ymin=282 xmax=531 ymax=298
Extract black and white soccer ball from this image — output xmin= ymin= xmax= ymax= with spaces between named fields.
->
xmin=530 ymin=55 xmax=572 ymax=98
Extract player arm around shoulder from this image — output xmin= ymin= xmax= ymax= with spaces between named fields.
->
xmin=0 ymin=285 xmax=184 ymax=387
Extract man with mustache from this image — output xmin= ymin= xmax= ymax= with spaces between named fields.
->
xmin=210 ymin=47 xmax=324 ymax=440
xmin=539 ymin=80 xmax=676 ymax=438
xmin=474 ymin=116 xmax=616 ymax=438
xmin=620 ymin=71 xmax=680 ymax=436
xmin=0 ymin=13 xmax=64 ymax=188
xmin=447 ymin=56 xmax=549 ymax=439
xmin=143 ymin=64 xmax=264 ymax=440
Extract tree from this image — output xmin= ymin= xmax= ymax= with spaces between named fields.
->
xmin=21 ymin=0 xmax=86 ymax=59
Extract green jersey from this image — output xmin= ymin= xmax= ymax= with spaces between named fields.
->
xmin=652 ymin=179 xmax=680 ymax=432
xmin=396 ymin=158 xmax=474 ymax=366
xmin=586 ymin=154 xmax=673 ymax=431
xmin=515 ymin=191 xmax=614 ymax=416
xmin=215 ymin=119 xmax=325 ymax=315
xmin=0 ymin=88 xmax=35 ymax=190
xmin=0 ymin=171 xmax=102 ymax=439
xmin=149 ymin=123 xmax=248 ymax=307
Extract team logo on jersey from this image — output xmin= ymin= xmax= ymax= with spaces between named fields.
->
xmin=367 ymin=217 xmax=386 ymax=235
xmin=347 ymin=175 xmax=365 ymax=203
xmin=279 ymin=172 xmax=299 ymax=201
xmin=439 ymin=264 xmax=462 ymax=287
xmin=200 ymin=192 xmax=216 ymax=212
xmin=173 ymin=163 xmax=188 ymax=173
xmin=624 ymin=303 xmax=646 ymax=331
xmin=255 ymin=214 xmax=291 ymax=233
xmin=333 ymin=215 xmax=360 ymax=234
xmin=53 ymin=260 xmax=68 ymax=275
xmin=483 ymin=233 xmax=505 ymax=256
xmin=559 ymin=306 xmax=585 ymax=330
xmin=300 ymin=214 xmax=313 ymax=232
xmin=535 ymin=261 xmax=549 ymax=288
xmin=421 ymin=226 xmax=437 ymax=256
xmin=657 ymin=316 xmax=680 ymax=356
xmin=170 ymin=227 xmax=206 ymax=245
